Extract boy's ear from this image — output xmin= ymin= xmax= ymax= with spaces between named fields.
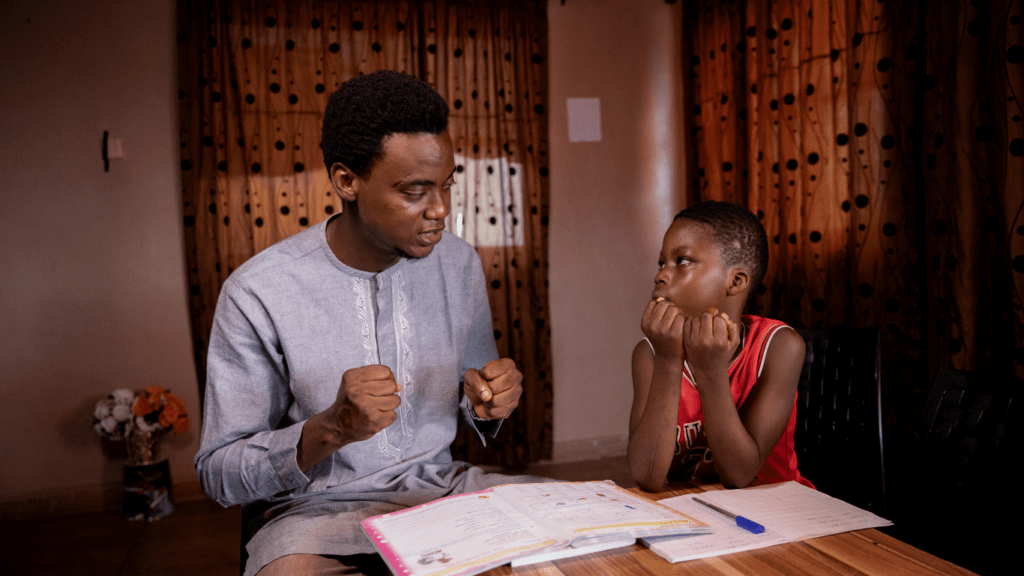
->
xmin=726 ymin=267 xmax=751 ymax=296
xmin=329 ymin=162 xmax=359 ymax=202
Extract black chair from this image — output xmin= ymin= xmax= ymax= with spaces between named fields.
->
xmin=914 ymin=368 xmax=1016 ymax=487
xmin=888 ymin=368 xmax=1018 ymax=575
xmin=792 ymin=327 xmax=886 ymax=517
xmin=240 ymin=523 xmax=249 ymax=576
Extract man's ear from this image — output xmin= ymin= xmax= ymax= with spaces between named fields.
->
xmin=329 ymin=162 xmax=359 ymax=202
xmin=726 ymin=268 xmax=751 ymax=296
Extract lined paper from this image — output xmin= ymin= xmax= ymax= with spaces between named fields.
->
xmin=643 ymin=481 xmax=892 ymax=563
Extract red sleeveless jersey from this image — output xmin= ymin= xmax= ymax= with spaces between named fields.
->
xmin=673 ymin=315 xmax=814 ymax=488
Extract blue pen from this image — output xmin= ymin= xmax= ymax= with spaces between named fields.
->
xmin=692 ymin=497 xmax=765 ymax=534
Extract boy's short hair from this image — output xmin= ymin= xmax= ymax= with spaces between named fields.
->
xmin=674 ymin=200 xmax=769 ymax=294
xmin=321 ymin=70 xmax=449 ymax=178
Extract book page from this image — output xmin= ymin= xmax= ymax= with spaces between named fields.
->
xmin=362 ymin=488 xmax=561 ymax=576
xmin=641 ymin=494 xmax=787 ymax=563
xmin=509 ymin=537 xmax=637 ymax=567
xmin=491 ymin=481 xmax=711 ymax=544
xmin=697 ymin=481 xmax=892 ymax=541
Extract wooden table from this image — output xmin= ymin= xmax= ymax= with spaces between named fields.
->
xmin=481 ymin=480 xmax=976 ymax=576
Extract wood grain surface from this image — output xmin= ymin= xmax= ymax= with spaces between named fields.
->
xmin=481 ymin=481 xmax=977 ymax=576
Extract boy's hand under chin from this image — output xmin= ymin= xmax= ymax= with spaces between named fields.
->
xmin=641 ymin=297 xmax=687 ymax=362
xmin=682 ymin=308 xmax=742 ymax=385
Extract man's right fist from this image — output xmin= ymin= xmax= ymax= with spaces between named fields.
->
xmin=330 ymin=364 xmax=401 ymax=443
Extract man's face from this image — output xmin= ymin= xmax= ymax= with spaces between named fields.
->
xmin=348 ymin=131 xmax=456 ymax=263
xmin=651 ymin=218 xmax=733 ymax=317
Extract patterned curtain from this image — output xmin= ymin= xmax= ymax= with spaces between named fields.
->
xmin=177 ymin=0 xmax=551 ymax=467
xmin=682 ymin=0 xmax=1024 ymax=436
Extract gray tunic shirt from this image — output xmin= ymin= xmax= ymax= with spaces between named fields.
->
xmin=195 ymin=218 xmax=540 ymax=575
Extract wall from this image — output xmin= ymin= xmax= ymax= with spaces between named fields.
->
xmin=547 ymin=0 xmax=685 ymax=460
xmin=0 ymin=0 xmax=202 ymax=517
xmin=0 ymin=0 xmax=685 ymax=517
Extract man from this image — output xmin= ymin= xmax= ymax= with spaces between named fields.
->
xmin=195 ymin=70 xmax=541 ymax=576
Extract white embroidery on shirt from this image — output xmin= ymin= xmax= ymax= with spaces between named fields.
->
xmin=377 ymin=433 xmax=402 ymax=463
xmin=393 ymin=270 xmax=414 ymax=451
xmin=355 ymin=279 xmax=402 ymax=464
xmin=352 ymin=280 xmax=376 ymax=366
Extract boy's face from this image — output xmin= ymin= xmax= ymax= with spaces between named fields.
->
xmin=346 ymin=130 xmax=456 ymax=262
xmin=651 ymin=218 xmax=734 ymax=317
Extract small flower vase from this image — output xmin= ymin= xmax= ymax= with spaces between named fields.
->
xmin=123 ymin=427 xmax=175 ymax=521
xmin=125 ymin=427 xmax=167 ymax=466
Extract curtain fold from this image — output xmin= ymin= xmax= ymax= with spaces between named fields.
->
xmin=683 ymin=0 xmax=1024 ymax=434
xmin=418 ymin=1 xmax=552 ymax=467
xmin=178 ymin=0 xmax=551 ymax=467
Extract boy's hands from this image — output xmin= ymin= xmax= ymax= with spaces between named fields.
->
xmin=640 ymin=299 xmax=743 ymax=379
xmin=328 ymin=364 xmax=402 ymax=443
xmin=683 ymin=308 xmax=742 ymax=383
xmin=465 ymin=358 xmax=523 ymax=420
xmin=641 ymin=298 xmax=687 ymax=361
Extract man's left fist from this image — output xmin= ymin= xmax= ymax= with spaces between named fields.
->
xmin=464 ymin=358 xmax=523 ymax=420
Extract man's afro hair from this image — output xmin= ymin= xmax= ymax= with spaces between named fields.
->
xmin=321 ymin=70 xmax=449 ymax=177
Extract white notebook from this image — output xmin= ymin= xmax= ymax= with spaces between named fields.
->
xmin=642 ymin=481 xmax=892 ymax=563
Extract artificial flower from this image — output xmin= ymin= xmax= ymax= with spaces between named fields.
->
xmin=159 ymin=403 xmax=181 ymax=428
xmin=112 ymin=403 xmax=133 ymax=421
xmin=165 ymin=394 xmax=187 ymax=414
xmin=111 ymin=389 xmax=135 ymax=403
xmin=93 ymin=388 xmax=191 ymax=443
xmin=135 ymin=415 xmax=160 ymax=433
xmin=172 ymin=416 xmax=191 ymax=434
xmin=133 ymin=395 xmax=155 ymax=417
xmin=93 ymin=396 xmax=131 ymax=441
xmin=145 ymin=386 xmax=167 ymax=406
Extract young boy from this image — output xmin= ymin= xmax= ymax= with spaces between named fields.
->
xmin=627 ymin=201 xmax=814 ymax=491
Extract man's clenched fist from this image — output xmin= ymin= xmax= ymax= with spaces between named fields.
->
xmin=464 ymin=358 xmax=522 ymax=421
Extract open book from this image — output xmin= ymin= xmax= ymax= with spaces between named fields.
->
xmin=642 ymin=481 xmax=892 ymax=563
xmin=361 ymin=480 xmax=711 ymax=576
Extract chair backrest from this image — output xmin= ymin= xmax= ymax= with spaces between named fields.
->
xmin=793 ymin=327 xmax=886 ymax=516
xmin=240 ymin=524 xmax=248 ymax=576
xmin=915 ymin=368 xmax=1017 ymax=493
xmin=891 ymin=368 xmax=1018 ymax=575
